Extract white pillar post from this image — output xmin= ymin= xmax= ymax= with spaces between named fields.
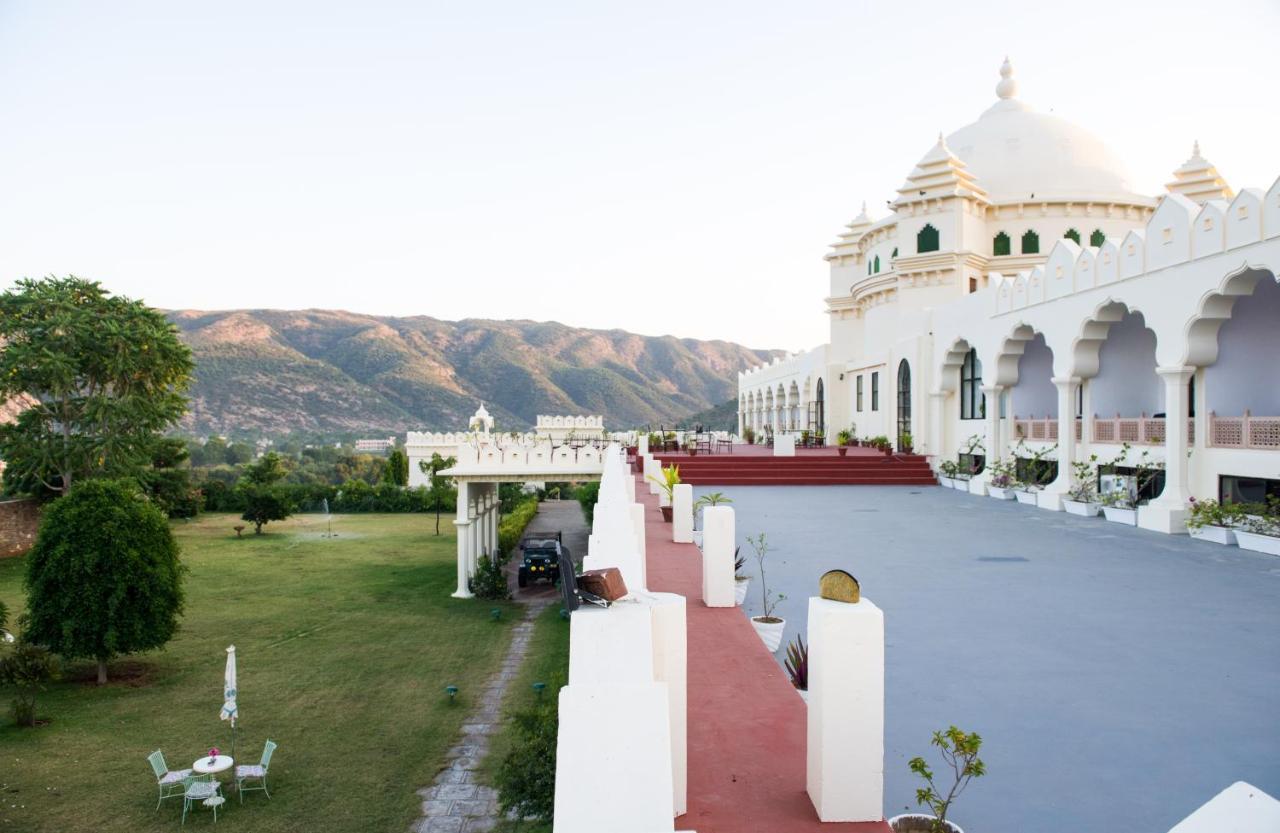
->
xmin=806 ymin=596 xmax=884 ymax=822
xmin=1079 ymin=378 xmax=1093 ymax=449
xmin=701 ymin=506 xmax=735 ymax=607
xmin=672 ymin=484 xmax=693 ymax=544
xmin=928 ymin=390 xmax=947 ymax=467
xmin=1040 ymin=376 xmax=1079 ymax=511
xmin=452 ymin=481 xmax=473 ymax=599
xmin=468 ymin=496 xmax=480 ymax=575
xmin=631 ymin=503 xmax=646 ymax=561
xmin=1141 ymin=366 xmax=1195 ymax=534
xmin=980 ymin=384 xmax=1005 ymax=485
xmin=647 ymin=592 xmax=688 ymax=817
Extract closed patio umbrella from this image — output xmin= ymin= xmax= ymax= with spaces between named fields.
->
xmin=220 ymin=645 xmax=238 ymax=759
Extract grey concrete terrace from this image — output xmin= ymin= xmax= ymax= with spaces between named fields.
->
xmin=704 ymin=483 xmax=1280 ymax=833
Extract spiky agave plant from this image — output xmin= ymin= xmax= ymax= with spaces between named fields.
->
xmin=784 ymin=634 xmax=808 ymax=691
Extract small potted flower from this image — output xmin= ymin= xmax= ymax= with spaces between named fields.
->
xmin=1099 ymin=445 xmax=1161 ymax=526
xmin=1185 ymin=497 xmax=1241 ymax=545
xmin=733 ymin=548 xmax=751 ymax=605
xmin=937 ymin=460 xmax=958 ymax=489
xmin=985 ymin=459 xmax=1016 ymax=500
xmin=745 ymin=533 xmax=786 ymax=651
xmin=889 ymin=726 xmax=985 ymax=833
xmin=1012 ymin=441 xmax=1055 ymax=505
xmin=1063 ymin=456 xmax=1102 ymax=517
xmin=207 ymin=747 xmax=220 ymax=765
xmin=836 ymin=428 xmax=853 ymax=457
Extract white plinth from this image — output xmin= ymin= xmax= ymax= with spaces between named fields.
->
xmin=700 ymin=506 xmax=735 ymax=608
xmin=569 ymin=603 xmax=655 ymax=686
xmin=645 ymin=592 xmax=688 ymax=817
xmin=673 ymin=484 xmax=693 ymax=544
xmin=554 ymin=682 xmax=675 ymax=833
xmin=631 ymin=503 xmax=646 ymax=561
xmin=807 ymin=596 xmax=884 ymax=823
xmin=646 ymin=457 xmax=660 ymax=495
xmin=588 ymin=500 xmax=646 ymax=592
xmin=626 ymin=468 xmax=636 ymax=502
xmin=774 ymin=434 xmax=796 ymax=456
xmin=638 ymin=435 xmax=649 ymax=456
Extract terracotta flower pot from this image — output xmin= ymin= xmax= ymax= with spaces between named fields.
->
xmin=837 ymin=447 xmax=848 ymax=457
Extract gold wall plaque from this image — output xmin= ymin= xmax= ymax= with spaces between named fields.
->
xmin=819 ymin=569 xmax=860 ymax=603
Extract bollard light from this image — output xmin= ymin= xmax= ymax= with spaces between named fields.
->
xmin=532 ymin=682 xmax=547 ymax=698
xmin=444 ymin=685 xmax=459 ymax=702
xmin=490 ymin=608 xmax=502 ymax=621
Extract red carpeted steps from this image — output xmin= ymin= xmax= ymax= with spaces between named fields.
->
xmin=651 ymin=450 xmax=937 ymax=486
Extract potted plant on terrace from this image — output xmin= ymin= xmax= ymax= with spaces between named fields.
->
xmin=836 ymin=428 xmax=853 ymax=457
xmin=985 ymin=459 xmax=1016 ymax=500
xmin=1100 ymin=444 xmax=1162 ymax=526
xmin=937 ymin=460 xmax=959 ymax=489
xmin=745 ymin=533 xmax=786 ymax=651
xmin=1063 ymin=455 xmax=1102 ymax=517
xmin=867 ymin=435 xmax=892 ymax=456
xmin=1234 ymin=497 xmax=1280 ymax=556
xmin=647 ymin=464 xmax=681 ymax=522
xmin=732 ymin=548 xmax=751 ymax=605
xmin=1185 ymin=497 xmax=1242 ymax=545
xmin=1012 ymin=440 xmax=1056 ymax=505
xmin=785 ymin=634 xmax=808 ymax=703
xmin=898 ymin=431 xmax=914 ymax=454
xmin=890 ymin=726 xmax=985 ymax=833
xmin=743 ymin=426 xmax=756 ymax=445
xmin=693 ymin=492 xmax=732 ymax=548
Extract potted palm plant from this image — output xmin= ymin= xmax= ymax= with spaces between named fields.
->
xmin=1063 ymin=455 xmax=1102 ymax=516
xmin=693 ymin=492 xmax=732 ymax=547
xmin=745 ymin=533 xmax=786 ymax=651
xmin=889 ymin=726 xmax=985 ymax=833
xmin=647 ymin=464 xmax=681 ymax=522
xmin=898 ymin=431 xmax=914 ymax=454
xmin=836 ymin=428 xmax=853 ymax=457
xmin=733 ymin=548 xmax=750 ymax=605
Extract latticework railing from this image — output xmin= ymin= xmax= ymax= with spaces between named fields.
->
xmin=1209 ymin=411 xmax=1280 ymax=449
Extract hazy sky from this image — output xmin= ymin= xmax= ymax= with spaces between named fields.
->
xmin=1 ymin=1 xmax=1275 ymax=351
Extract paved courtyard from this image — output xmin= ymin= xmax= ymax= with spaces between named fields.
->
xmin=707 ymin=484 xmax=1280 ymax=833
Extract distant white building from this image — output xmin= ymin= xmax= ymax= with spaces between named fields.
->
xmin=534 ymin=414 xmax=605 ymax=442
xmin=739 ymin=59 xmax=1280 ymax=534
xmin=354 ymin=437 xmax=396 ymax=453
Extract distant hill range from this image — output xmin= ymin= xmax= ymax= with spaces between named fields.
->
xmin=166 ymin=309 xmax=781 ymax=438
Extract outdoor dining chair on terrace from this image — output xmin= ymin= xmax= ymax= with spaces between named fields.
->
xmin=235 ymin=739 xmax=277 ymax=803
xmin=146 ymin=750 xmax=192 ymax=810
xmin=181 ymin=775 xmax=222 ymax=825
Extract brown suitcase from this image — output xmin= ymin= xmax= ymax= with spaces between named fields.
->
xmin=578 ymin=567 xmax=628 ymax=601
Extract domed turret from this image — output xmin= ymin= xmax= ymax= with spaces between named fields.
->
xmin=468 ymin=403 xmax=494 ymax=434
xmin=943 ymin=60 xmax=1146 ymax=204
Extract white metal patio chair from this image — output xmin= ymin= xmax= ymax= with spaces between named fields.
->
xmin=146 ymin=750 xmax=191 ymax=810
xmin=181 ymin=775 xmax=222 ymax=825
xmin=235 ymin=739 xmax=277 ymax=803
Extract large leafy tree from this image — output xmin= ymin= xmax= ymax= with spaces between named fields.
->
xmin=24 ymin=479 xmax=185 ymax=684
xmin=237 ymin=451 xmax=293 ymax=533
xmin=0 ymin=277 xmax=194 ymax=496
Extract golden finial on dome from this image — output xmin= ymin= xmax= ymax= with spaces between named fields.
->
xmin=996 ymin=56 xmax=1018 ymax=100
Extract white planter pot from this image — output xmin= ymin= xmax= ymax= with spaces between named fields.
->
xmin=692 ymin=530 xmax=704 ymax=548
xmin=987 ymin=486 xmax=1015 ymax=500
xmin=1102 ymin=506 xmax=1138 ymax=526
xmin=1188 ymin=525 xmax=1237 ymax=545
xmin=1235 ymin=530 xmax=1280 ymax=556
xmin=888 ymin=815 xmax=963 ymax=833
xmin=1014 ymin=490 xmax=1039 ymax=505
xmin=937 ymin=476 xmax=954 ymax=489
xmin=1063 ymin=499 xmax=1101 ymax=517
xmin=750 ymin=616 xmax=786 ymax=652
xmin=734 ymin=577 xmax=750 ymax=606
xmin=954 ymin=478 xmax=972 ymax=491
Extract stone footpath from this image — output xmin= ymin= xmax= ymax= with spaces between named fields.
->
xmin=411 ymin=599 xmax=549 ymax=833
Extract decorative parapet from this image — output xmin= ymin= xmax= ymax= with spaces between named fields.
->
xmin=993 ymin=179 xmax=1280 ymax=315
xmin=535 ymin=415 xmax=605 ymax=430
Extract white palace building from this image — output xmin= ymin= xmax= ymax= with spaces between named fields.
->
xmin=738 ymin=59 xmax=1280 ymax=534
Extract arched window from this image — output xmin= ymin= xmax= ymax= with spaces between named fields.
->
xmin=1021 ymin=230 xmax=1040 ymax=254
xmin=917 ymin=224 xmax=940 ymax=253
xmin=867 ymin=260 xmax=872 ymax=275
xmin=873 ymin=255 xmax=881 ymax=273
xmin=1064 ymin=228 xmax=1081 ymax=244
xmin=1089 ymin=229 xmax=1106 ymax=247
xmin=993 ymin=232 xmax=1011 ymax=256
xmin=891 ymin=247 xmax=898 ymax=259
xmin=960 ymin=348 xmax=985 ymax=420
xmin=896 ymin=359 xmax=912 ymax=447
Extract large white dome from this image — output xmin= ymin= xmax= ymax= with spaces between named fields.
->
xmin=944 ymin=60 xmax=1146 ymax=204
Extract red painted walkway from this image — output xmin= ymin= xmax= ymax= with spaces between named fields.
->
xmin=651 ymin=449 xmax=936 ymax=487
xmin=638 ymin=476 xmax=891 ymax=833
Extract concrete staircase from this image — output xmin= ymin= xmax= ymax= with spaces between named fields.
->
xmin=650 ymin=451 xmax=937 ymax=486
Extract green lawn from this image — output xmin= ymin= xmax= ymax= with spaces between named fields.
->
xmin=0 ymin=513 xmax=521 ymax=832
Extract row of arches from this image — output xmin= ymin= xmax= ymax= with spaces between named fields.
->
xmin=739 ymin=377 xmax=825 ymax=435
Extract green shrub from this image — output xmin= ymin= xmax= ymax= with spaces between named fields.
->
xmin=0 ymin=640 xmax=59 ymax=727
xmin=499 ymin=498 xmax=539 ymax=558
xmin=238 ymin=483 xmax=295 ymax=534
xmin=469 ymin=555 xmax=511 ymax=600
xmin=494 ymin=696 xmax=558 ymax=823
xmin=575 ymin=481 xmax=601 ymax=524
xmin=24 ymin=478 xmax=185 ymax=684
